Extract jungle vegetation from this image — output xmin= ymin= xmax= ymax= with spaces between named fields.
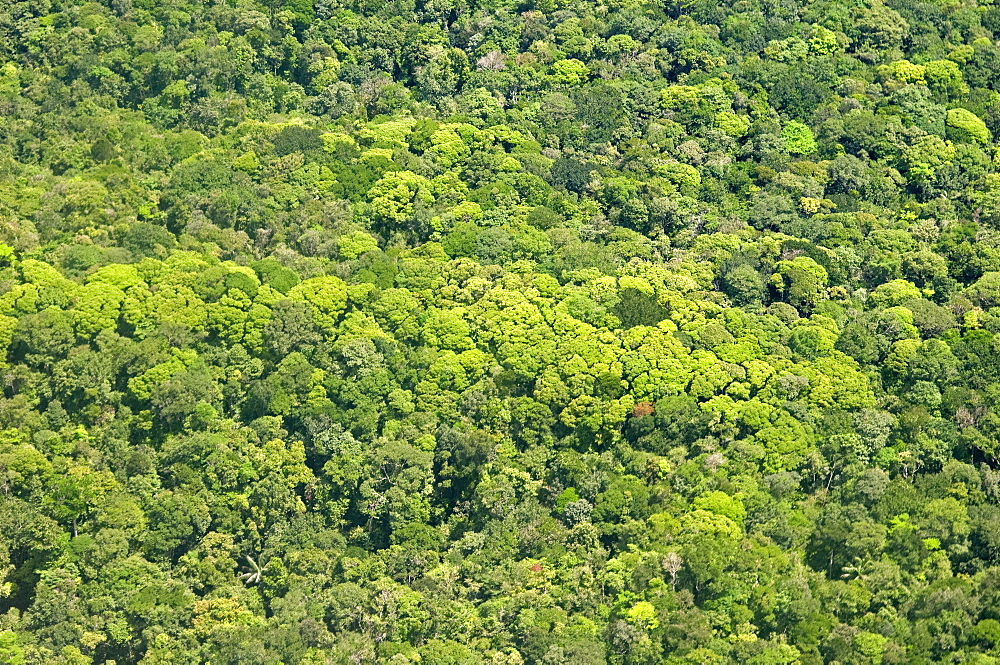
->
xmin=5 ymin=0 xmax=1000 ymax=663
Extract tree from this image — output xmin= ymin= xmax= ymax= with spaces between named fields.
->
xmin=273 ymin=125 xmax=324 ymax=156
xmin=946 ymin=108 xmax=991 ymax=144
xmin=783 ymin=121 xmax=817 ymax=155
xmin=772 ymin=257 xmax=828 ymax=311
xmin=287 ymin=276 xmax=348 ymax=332
xmin=551 ymin=59 xmax=590 ymax=85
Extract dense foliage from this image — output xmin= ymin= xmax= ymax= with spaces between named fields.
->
xmin=6 ymin=0 xmax=1000 ymax=663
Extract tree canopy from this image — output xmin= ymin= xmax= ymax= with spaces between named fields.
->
xmin=4 ymin=0 xmax=1000 ymax=663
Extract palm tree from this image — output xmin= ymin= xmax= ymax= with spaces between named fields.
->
xmin=240 ymin=554 xmax=264 ymax=585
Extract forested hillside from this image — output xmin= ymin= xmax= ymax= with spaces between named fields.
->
xmin=4 ymin=0 xmax=1000 ymax=662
